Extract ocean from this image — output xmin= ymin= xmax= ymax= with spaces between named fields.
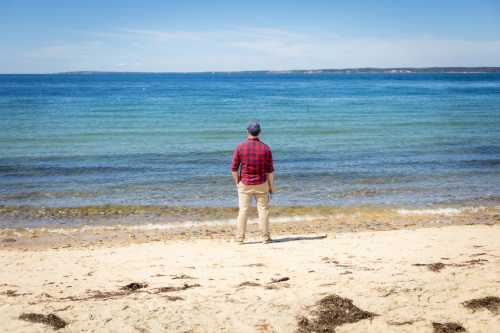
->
xmin=1 ymin=73 xmax=499 ymax=227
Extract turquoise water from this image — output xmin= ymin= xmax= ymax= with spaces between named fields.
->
xmin=1 ymin=73 xmax=499 ymax=211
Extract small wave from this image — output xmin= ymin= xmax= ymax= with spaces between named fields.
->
xmin=30 ymin=214 xmax=324 ymax=234
xmin=330 ymin=187 xmax=424 ymax=199
xmin=0 ymin=164 xmax=138 ymax=177
xmin=462 ymin=159 xmax=500 ymax=167
xmin=397 ymin=207 xmax=479 ymax=216
xmin=0 ymin=191 xmax=99 ymax=200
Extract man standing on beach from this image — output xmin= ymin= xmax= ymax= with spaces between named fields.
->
xmin=231 ymin=121 xmax=274 ymax=244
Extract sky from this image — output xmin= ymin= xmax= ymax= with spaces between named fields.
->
xmin=1 ymin=0 xmax=499 ymax=73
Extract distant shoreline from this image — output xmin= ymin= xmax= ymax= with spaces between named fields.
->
xmin=1 ymin=67 xmax=500 ymax=75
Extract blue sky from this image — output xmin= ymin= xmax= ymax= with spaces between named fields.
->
xmin=1 ymin=0 xmax=499 ymax=73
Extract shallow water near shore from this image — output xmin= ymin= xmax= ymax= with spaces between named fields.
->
xmin=1 ymin=73 xmax=500 ymax=228
xmin=0 ymin=202 xmax=499 ymax=229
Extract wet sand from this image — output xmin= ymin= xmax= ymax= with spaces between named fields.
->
xmin=1 ymin=206 xmax=500 ymax=332
xmin=1 ymin=205 xmax=499 ymax=250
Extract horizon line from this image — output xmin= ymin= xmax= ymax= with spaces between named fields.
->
xmin=1 ymin=66 xmax=500 ymax=75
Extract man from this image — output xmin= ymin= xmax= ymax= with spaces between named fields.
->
xmin=231 ymin=120 xmax=274 ymax=244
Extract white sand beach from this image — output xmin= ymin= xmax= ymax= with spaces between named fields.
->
xmin=1 ymin=224 xmax=500 ymax=332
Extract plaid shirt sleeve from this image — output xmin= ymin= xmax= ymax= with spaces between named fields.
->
xmin=231 ymin=146 xmax=241 ymax=172
xmin=265 ymin=148 xmax=274 ymax=173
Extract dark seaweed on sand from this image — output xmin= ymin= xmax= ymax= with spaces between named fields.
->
xmin=19 ymin=313 xmax=67 ymax=330
xmin=432 ymin=322 xmax=466 ymax=333
xmin=413 ymin=257 xmax=489 ymax=274
xmin=121 ymin=282 xmax=148 ymax=291
xmin=171 ymin=274 xmax=196 ymax=280
xmin=463 ymin=296 xmax=500 ymax=313
xmin=296 ymin=294 xmax=377 ymax=332
xmin=238 ymin=281 xmax=261 ymax=287
xmin=157 ymin=283 xmax=201 ymax=293
xmin=413 ymin=262 xmax=446 ymax=272
xmin=2 ymin=238 xmax=16 ymax=243
xmin=270 ymin=277 xmax=290 ymax=283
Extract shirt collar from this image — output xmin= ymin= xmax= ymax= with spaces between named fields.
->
xmin=247 ymin=137 xmax=260 ymax=141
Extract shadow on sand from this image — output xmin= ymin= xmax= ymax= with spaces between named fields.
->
xmin=244 ymin=235 xmax=327 ymax=245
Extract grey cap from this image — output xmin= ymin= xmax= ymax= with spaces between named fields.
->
xmin=246 ymin=120 xmax=261 ymax=133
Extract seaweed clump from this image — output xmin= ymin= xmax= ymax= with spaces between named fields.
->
xmin=463 ymin=296 xmax=500 ymax=313
xmin=19 ymin=313 xmax=67 ymax=330
xmin=432 ymin=322 xmax=466 ymax=333
xmin=297 ymin=294 xmax=377 ymax=332
xmin=120 ymin=282 xmax=148 ymax=291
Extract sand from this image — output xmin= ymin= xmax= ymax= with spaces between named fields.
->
xmin=1 ymin=223 xmax=500 ymax=332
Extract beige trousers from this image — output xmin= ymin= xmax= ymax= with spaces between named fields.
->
xmin=236 ymin=182 xmax=270 ymax=241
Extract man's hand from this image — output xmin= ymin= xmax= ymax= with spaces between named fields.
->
xmin=268 ymin=185 xmax=273 ymax=194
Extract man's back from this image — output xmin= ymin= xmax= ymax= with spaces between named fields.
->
xmin=231 ymin=137 xmax=273 ymax=185
xmin=231 ymin=120 xmax=274 ymax=244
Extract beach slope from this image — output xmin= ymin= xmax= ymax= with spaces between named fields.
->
xmin=1 ymin=225 xmax=500 ymax=332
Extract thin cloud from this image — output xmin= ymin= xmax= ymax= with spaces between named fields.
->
xmin=14 ymin=27 xmax=500 ymax=73
xmin=119 ymin=28 xmax=205 ymax=41
xmin=25 ymin=41 xmax=104 ymax=60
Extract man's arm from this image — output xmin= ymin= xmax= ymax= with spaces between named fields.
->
xmin=265 ymin=148 xmax=274 ymax=193
xmin=231 ymin=171 xmax=240 ymax=185
xmin=231 ymin=146 xmax=241 ymax=185
xmin=267 ymin=172 xmax=274 ymax=193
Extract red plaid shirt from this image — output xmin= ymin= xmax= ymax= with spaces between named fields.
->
xmin=231 ymin=137 xmax=274 ymax=185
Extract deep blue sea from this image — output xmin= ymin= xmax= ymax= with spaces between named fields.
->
xmin=1 ymin=73 xmax=499 ymax=212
